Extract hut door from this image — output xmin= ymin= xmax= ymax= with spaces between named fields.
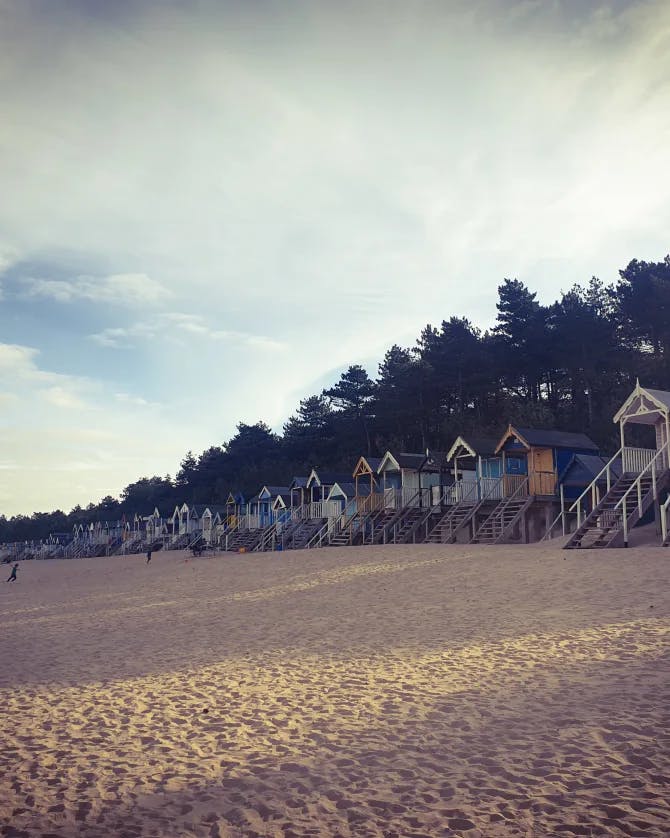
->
xmin=530 ymin=448 xmax=555 ymax=495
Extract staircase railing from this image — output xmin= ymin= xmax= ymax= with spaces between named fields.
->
xmin=437 ymin=475 xmax=505 ymax=543
xmin=473 ymin=476 xmax=529 ymax=542
xmin=255 ymin=522 xmax=278 ymax=552
xmin=622 ymin=446 xmax=657 ymax=475
xmin=307 ymin=501 xmax=356 ymax=549
xmin=561 ymin=447 xmax=623 ymax=533
xmin=382 ymin=489 xmax=424 ymax=543
xmin=661 ymin=494 xmax=670 ymax=545
xmin=614 ymin=441 xmax=669 ymax=547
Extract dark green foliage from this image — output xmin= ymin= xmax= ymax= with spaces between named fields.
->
xmin=2 ymin=254 xmax=669 ymax=541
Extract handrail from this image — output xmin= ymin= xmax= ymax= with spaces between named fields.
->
xmin=307 ymin=501 xmax=356 ymax=548
xmin=613 ymin=441 xmax=668 ymax=514
xmin=254 ymin=521 xmax=279 ymax=552
xmin=480 ymin=475 xmax=504 ymax=501
xmin=306 ymin=519 xmax=329 ymax=549
xmin=504 ymin=476 xmax=529 ymax=504
xmin=612 ymin=442 xmax=669 ymax=546
xmin=661 ymin=494 xmax=670 ymax=545
xmin=568 ymin=446 xmax=623 ymax=527
xmin=382 ymin=489 xmax=423 ymax=544
xmin=472 ymin=477 xmax=529 ymax=542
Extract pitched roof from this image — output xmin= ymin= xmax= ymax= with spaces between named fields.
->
xmin=423 ymin=449 xmax=450 ymax=470
xmin=500 ymin=426 xmax=599 ymax=452
xmin=202 ymin=504 xmax=227 ymax=515
xmin=310 ymin=471 xmax=353 ymax=485
xmin=381 ymin=452 xmax=427 ymax=470
xmin=558 ymin=454 xmax=621 ymax=487
xmin=332 ymin=481 xmax=356 ymax=497
xmin=646 ymin=388 xmax=670 ymax=410
xmin=261 ymin=486 xmax=291 ymax=497
xmin=613 ymin=382 xmax=670 ymax=424
xmin=446 ymin=435 xmax=498 ymax=460
xmin=289 ymin=476 xmax=309 ymax=489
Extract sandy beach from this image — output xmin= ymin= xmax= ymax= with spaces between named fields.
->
xmin=1 ymin=542 xmax=669 ymax=837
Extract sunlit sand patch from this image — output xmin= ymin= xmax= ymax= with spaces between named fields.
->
xmin=1 ymin=545 xmax=669 ymax=836
xmin=3 ymin=619 xmax=669 ymax=835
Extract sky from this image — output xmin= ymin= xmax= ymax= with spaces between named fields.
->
xmin=1 ymin=0 xmax=669 ymax=516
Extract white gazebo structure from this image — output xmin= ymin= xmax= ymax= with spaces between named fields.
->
xmin=563 ymin=381 xmax=670 ymax=549
xmin=614 ymin=381 xmax=670 ymax=473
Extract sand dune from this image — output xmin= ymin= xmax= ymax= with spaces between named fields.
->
xmin=1 ymin=543 xmax=669 ymax=836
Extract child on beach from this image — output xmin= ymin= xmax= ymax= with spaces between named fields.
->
xmin=6 ymin=563 xmax=18 ymax=582
xmin=146 ymin=549 xmax=152 ymax=564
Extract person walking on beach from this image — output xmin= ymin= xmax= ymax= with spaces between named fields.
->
xmin=6 ymin=563 xmax=18 ymax=582
xmin=146 ymin=548 xmax=152 ymax=564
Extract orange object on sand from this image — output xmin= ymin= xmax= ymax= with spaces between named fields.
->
xmin=239 ymin=547 xmax=247 ymax=554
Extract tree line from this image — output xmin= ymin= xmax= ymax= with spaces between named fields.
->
xmin=2 ymin=255 xmax=669 ymax=543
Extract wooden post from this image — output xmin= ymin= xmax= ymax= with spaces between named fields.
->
xmin=560 ymin=483 xmax=565 ymax=536
xmin=623 ymin=496 xmax=628 ymax=547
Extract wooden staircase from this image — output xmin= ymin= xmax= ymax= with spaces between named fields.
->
xmin=427 ymin=501 xmax=480 ymax=544
xmin=225 ymin=527 xmax=265 ymax=552
xmin=388 ymin=506 xmax=431 ymax=543
xmin=329 ymin=511 xmax=366 ymax=546
xmin=366 ymin=507 xmax=402 ymax=544
xmin=565 ymin=469 xmax=670 ymax=549
xmin=286 ymin=517 xmax=327 ymax=550
xmin=471 ymin=479 xmax=533 ymax=545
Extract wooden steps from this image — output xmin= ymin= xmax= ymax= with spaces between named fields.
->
xmin=286 ymin=518 xmax=326 ymax=550
xmin=366 ymin=508 xmax=402 ymax=544
xmin=471 ymin=495 xmax=534 ymax=544
xmin=225 ymin=527 xmax=264 ymax=552
xmin=427 ymin=501 xmax=480 ymax=544
xmin=564 ymin=470 xmax=670 ymax=549
xmin=329 ymin=512 xmax=366 ymax=546
xmin=388 ymin=507 xmax=430 ymax=543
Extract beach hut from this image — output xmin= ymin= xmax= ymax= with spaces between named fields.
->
xmin=271 ymin=492 xmax=293 ymax=521
xmin=465 ymin=426 xmax=599 ymax=546
xmin=495 ymin=425 xmax=599 ymax=497
xmin=225 ymin=492 xmax=246 ymax=524
xmin=351 ymin=456 xmax=382 ymax=502
xmin=445 ymin=436 xmax=502 ymax=502
xmin=305 ymin=470 xmax=353 ymax=517
xmin=288 ymin=476 xmax=310 ymax=510
xmin=201 ymin=505 xmax=226 ymax=543
xmin=249 ymin=486 xmax=290 ymax=528
xmin=564 ymin=382 xmax=670 ymax=548
xmin=144 ymin=508 xmax=163 ymax=543
xmin=377 ymin=451 xmax=428 ymax=508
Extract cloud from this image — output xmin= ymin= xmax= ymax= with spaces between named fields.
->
xmin=0 ymin=0 xmax=669 ymax=514
xmin=90 ymin=313 xmax=285 ymax=351
xmin=0 ymin=341 xmax=95 ymax=411
xmin=40 ymin=386 xmax=88 ymax=410
xmin=0 ymin=340 xmax=190 ymax=515
xmin=20 ymin=272 xmax=170 ymax=305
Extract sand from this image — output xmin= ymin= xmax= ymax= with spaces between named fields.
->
xmin=1 ymin=542 xmax=669 ymax=837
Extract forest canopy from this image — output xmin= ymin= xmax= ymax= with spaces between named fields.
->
xmin=3 ymin=256 xmax=669 ymax=542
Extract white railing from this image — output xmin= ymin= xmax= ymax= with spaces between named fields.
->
xmin=543 ymin=448 xmax=621 ymax=539
xmin=622 ymin=446 xmax=657 ymax=475
xmin=451 ymin=480 xmax=479 ymax=504
xmin=480 ymin=476 xmax=504 ymax=500
xmin=308 ymin=500 xmax=342 ymax=519
xmin=503 ymin=474 xmax=529 ymax=497
xmin=615 ymin=441 xmax=669 ymax=546
xmin=571 ymin=447 xmax=622 ymax=529
xmin=661 ymin=495 xmax=670 ymax=545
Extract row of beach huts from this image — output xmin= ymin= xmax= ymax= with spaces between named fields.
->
xmin=3 ymin=383 xmax=670 ymax=563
